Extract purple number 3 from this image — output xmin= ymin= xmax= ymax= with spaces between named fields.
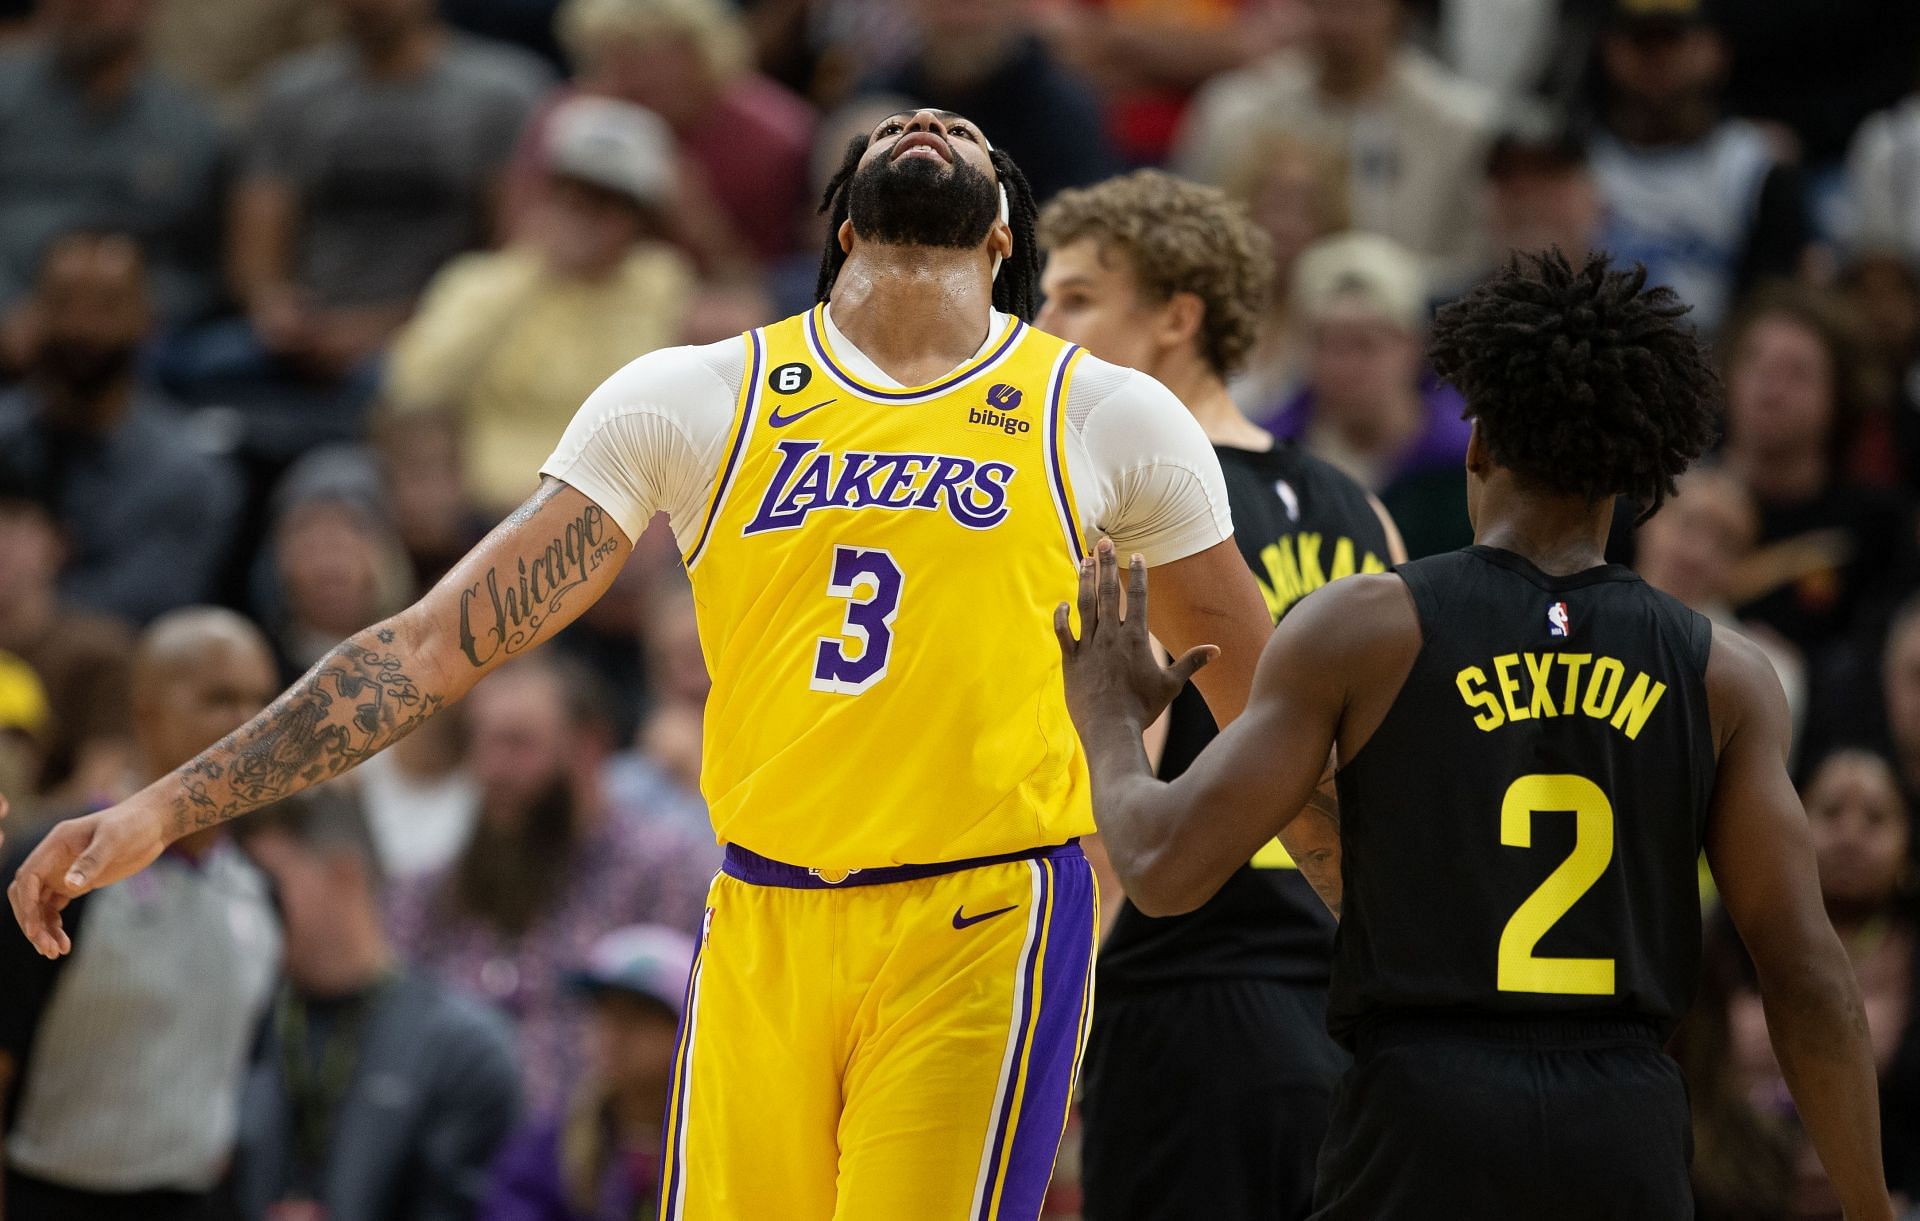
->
xmin=812 ymin=546 xmax=904 ymax=694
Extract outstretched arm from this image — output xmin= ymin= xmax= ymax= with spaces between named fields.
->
xmin=6 ymin=477 xmax=631 ymax=956
xmin=1058 ymin=541 xmax=1411 ymax=916
xmin=1704 ymin=626 xmax=1892 ymax=1221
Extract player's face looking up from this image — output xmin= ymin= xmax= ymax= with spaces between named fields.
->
xmin=843 ymin=111 xmax=1005 ymax=252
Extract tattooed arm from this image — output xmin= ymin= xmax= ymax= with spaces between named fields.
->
xmin=6 ymin=478 xmax=632 ymax=956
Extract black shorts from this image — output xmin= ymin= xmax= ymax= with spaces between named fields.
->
xmin=1311 ymin=1014 xmax=1694 ymax=1221
xmin=1081 ymin=978 xmax=1348 ymax=1221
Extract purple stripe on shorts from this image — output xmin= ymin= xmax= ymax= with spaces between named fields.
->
xmin=658 ymin=909 xmax=711 ymax=1221
xmin=992 ymin=855 xmax=1097 ymax=1220
xmin=976 ymin=859 xmax=1051 ymax=1221
xmin=722 ymin=841 xmax=1083 ymax=889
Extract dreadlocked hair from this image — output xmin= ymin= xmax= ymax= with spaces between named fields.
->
xmin=1429 ymin=249 xmax=1720 ymax=521
xmin=813 ymin=136 xmax=1044 ymax=322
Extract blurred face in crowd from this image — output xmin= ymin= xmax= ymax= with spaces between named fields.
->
xmin=245 ymin=829 xmax=371 ymax=992
xmin=1248 ymin=152 xmax=1338 ymax=287
xmin=1843 ymin=255 xmax=1920 ymax=366
xmin=40 ymin=0 xmax=150 ymax=74
xmin=913 ymin=0 xmax=1029 ymax=41
xmin=276 ymin=502 xmax=397 ymax=640
xmin=589 ymin=993 xmax=682 ymax=1101
xmin=135 ymin=632 xmax=278 ymax=776
xmin=1602 ymin=24 xmax=1725 ymax=113
xmin=31 ymin=234 xmax=148 ymax=409
xmin=1486 ymin=159 xmax=1603 ymax=263
xmin=1037 ymin=239 xmax=1181 ymax=379
xmin=1307 ymin=302 xmax=1423 ymax=436
xmin=845 ymin=110 xmax=1008 ymax=256
xmin=1806 ymin=753 xmax=1910 ymax=914
xmin=333 ymin=0 xmax=434 ymax=51
xmin=1884 ymin=618 xmax=1920 ymax=769
xmin=466 ymin=665 xmax=575 ymax=825
xmin=1308 ymin=0 xmax=1401 ymax=79
xmin=645 ymin=587 xmax=709 ymax=708
xmin=540 ymin=177 xmax=649 ymax=278
xmin=1725 ymin=314 xmax=1837 ymax=459
xmin=583 ymin=30 xmax=711 ymax=128
xmin=1633 ymin=469 xmax=1757 ymax=610
xmin=375 ymin=412 xmax=468 ymax=563
xmin=0 ymin=501 xmax=61 ymax=609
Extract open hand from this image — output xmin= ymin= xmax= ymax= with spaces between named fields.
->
xmin=7 ymin=802 xmax=167 ymax=958
xmin=1055 ymin=539 xmax=1218 ymax=737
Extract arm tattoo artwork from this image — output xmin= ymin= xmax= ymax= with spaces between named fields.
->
xmin=170 ymin=642 xmax=444 ymax=836
xmin=456 ymin=483 xmax=618 ymax=668
xmin=1281 ymin=758 xmax=1344 ymax=917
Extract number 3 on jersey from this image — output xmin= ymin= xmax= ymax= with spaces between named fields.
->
xmin=813 ymin=546 xmax=903 ymax=695
xmin=1498 ymin=773 xmax=1616 ymax=996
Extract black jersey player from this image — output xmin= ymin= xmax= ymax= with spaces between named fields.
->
xmin=1055 ymin=252 xmax=1892 ymax=1220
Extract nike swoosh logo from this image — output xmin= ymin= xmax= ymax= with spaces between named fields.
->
xmin=952 ymin=904 xmax=1018 ymax=930
xmin=768 ymin=399 xmax=834 ymax=428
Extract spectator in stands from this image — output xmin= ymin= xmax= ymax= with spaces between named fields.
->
xmin=146 ymin=0 xmax=334 ymax=121
xmin=1263 ymin=232 xmax=1473 ymax=558
xmin=1719 ymin=284 xmax=1916 ymax=667
xmin=1635 ymin=467 xmax=1807 ymax=741
xmin=1848 ymin=99 xmax=1920 ymax=268
xmin=1587 ymin=0 xmax=1809 ymax=333
xmin=480 ymin=924 xmax=693 ymax=1221
xmin=608 ymin=577 xmax=708 ymax=821
xmin=0 ymin=233 xmax=242 ymax=624
xmin=527 ymin=0 xmax=814 ymax=269
xmin=0 ymin=608 xmax=282 ymax=1221
xmin=232 ymin=788 xmax=521 ymax=1221
xmin=1878 ymin=602 xmax=1920 ymax=820
xmin=1728 ymin=750 xmax=1920 ymax=1213
xmin=0 ymin=652 xmax=52 ymax=816
xmin=178 ymin=0 xmax=550 ymax=424
xmin=369 ymin=405 xmax=490 ymax=589
xmin=0 ymin=0 xmax=225 ymax=358
xmin=1173 ymin=0 xmax=1495 ymax=290
xmin=1482 ymin=112 xmax=1604 ymax=268
xmin=867 ymin=0 xmax=1119 ymax=206
xmin=259 ymin=446 xmax=415 ymax=680
xmin=1836 ymin=251 xmax=1920 ymax=491
xmin=1219 ymin=131 xmax=1349 ymax=415
xmin=388 ymin=97 xmax=697 ymax=515
xmin=389 ymin=655 xmax=718 ymax=1110
xmin=0 ymin=449 xmax=135 ymax=805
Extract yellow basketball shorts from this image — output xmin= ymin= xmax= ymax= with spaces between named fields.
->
xmin=658 ymin=840 xmax=1098 ymax=1221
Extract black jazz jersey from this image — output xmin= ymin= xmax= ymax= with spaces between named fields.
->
xmin=1099 ymin=443 xmax=1394 ymax=994
xmin=1328 ymin=546 xmax=1716 ymax=1046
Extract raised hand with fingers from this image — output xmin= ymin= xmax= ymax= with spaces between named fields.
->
xmin=1054 ymin=538 xmax=1219 ymax=738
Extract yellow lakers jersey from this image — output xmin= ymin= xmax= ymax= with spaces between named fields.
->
xmin=686 ymin=305 xmax=1093 ymax=870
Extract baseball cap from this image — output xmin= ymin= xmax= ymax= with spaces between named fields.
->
xmin=1486 ymin=105 xmax=1589 ymax=179
xmin=1292 ymin=232 xmax=1428 ymax=334
xmin=0 ymin=651 xmax=53 ymax=742
xmin=568 ymin=924 xmax=696 ymax=1018
xmin=545 ymin=96 xmax=677 ymax=211
xmin=1610 ymin=0 xmax=1714 ymax=32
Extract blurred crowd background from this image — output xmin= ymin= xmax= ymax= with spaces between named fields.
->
xmin=0 ymin=0 xmax=1918 ymax=1217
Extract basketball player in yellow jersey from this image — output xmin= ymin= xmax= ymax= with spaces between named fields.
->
xmin=6 ymin=110 xmax=1278 ymax=1219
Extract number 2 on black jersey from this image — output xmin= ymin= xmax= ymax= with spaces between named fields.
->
xmin=1497 ymin=773 xmax=1617 ymax=995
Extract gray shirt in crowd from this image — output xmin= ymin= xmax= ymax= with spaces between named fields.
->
xmin=3 ymin=844 xmax=281 ymax=1192
xmin=233 ymin=972 xmax=522 ymax=1221
xmin=0 ymin=44 xmax=226 ymax=329
xmin=244 ymin=34 xmax=549 ymax=309
xmin=0 ymin=389 xmax=245 ymax=624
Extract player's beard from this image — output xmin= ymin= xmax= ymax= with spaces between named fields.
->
xmin=846 ymin=149 xmax=1000 ymax=250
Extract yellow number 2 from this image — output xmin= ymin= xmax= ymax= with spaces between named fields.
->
xmin=1497 ymin=774 xmax=1616 ymax=995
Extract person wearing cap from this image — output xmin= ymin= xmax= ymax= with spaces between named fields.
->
xmin=480 ymin=925 xmax=693 ymax=1221
xmin=1588 ymin=0 xmax=1809 ymax=334
xmin=230 ymin=786 xmax=522 ymax=1221
xmin=1263 ymin=232 xmax=1475 ymax=558
xmin=385 ymin=96 xmax=699 ymax=515
xmin=1481 ymin=109 xmax=1605 ymax=269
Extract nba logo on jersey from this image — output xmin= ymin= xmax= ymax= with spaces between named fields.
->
xmin=1547 ymin=601 xmax=1571 ymax=637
